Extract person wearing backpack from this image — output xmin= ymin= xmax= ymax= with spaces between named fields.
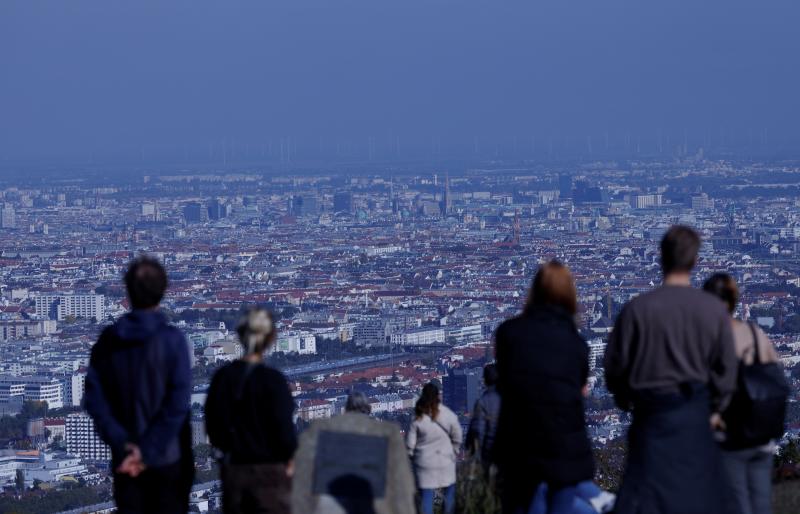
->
xmin=704 ymin=273 xmax=787 ymax=514
xmin=406 ymin=382 xmax=463 ymax=514
xmin=205 ymin=307 xmax=297 ymax=514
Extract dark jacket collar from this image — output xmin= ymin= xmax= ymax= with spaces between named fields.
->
xmin=523 ymin=305 xmax=579 ymax=334
xmin=113 ymin=309 xmax=169 ymax=341
xmin=525 ymin=304 xmax=575 ymax=322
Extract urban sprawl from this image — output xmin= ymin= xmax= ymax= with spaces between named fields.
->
xmin=1 ymin=158 xmax=799 ymax=511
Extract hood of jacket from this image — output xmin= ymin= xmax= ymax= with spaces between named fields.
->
xmin=110 ymin=309 xmax=169 ymax=344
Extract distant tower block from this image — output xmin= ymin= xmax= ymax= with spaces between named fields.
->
xmin=442 ymin=173 xmax=452 ymax=215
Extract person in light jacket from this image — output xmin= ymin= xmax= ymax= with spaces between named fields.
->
xmin=406 ymin=382 xmax=463 ymax=514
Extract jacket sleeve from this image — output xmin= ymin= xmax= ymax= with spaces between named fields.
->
xmin=204 ymin=372 xmax=227 ymax=452
xmin=138 ymin=330 xmax=192 ymax=466
xmin=756 ymin=325 xmax=780 ymax=364
xmin=83 ymin=332 xmax=128 ymax=457
xmin=466 ymin=398 xmax=485 ymax=454
xmin=449 ymin=411 xmax=463 ymax=454
xmin=494 ymin=323 xmax=509 ymax=395
xmin=604 ymin=304 xmax=635 ymax=411
xmin=267 ymin=372 xmax=298 ymax=462
xmin=709 ymin=310 xmax=738 ymax=412
xmin=405 ymin=421 xmax=417 ymax=458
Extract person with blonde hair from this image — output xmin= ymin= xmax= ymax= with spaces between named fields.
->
xmin=205 ymin=307 xmax=297 ymax=514
xmin=494 ymin=260 xmax=593 ymax=514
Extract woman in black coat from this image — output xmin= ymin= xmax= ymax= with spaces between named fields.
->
xmin=494 ymin=261 xmax=594 ymax=514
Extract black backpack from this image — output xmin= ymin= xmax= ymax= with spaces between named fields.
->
xmin=722 ymin=322 xmax=789 ymax=449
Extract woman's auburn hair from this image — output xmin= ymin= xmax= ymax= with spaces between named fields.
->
xmin=525 ymin=260 xmax=578 ymax=315
xmin=414 ymin=383 xmax=440 ymax=420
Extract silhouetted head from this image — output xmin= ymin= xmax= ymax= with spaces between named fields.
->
xmin=345 ymin=391 xmax=372 ymax=415
xmin=703 ymin=273 xmax=739 ymax=314
xmin=415 ymin=383 xmax=441 ymax=420
xmin=124 ymin=256 xmax=168 ymax=310
xmin=483 ymin=363 xmax=498 ymax=387
xmin=660 ymin=225 xmax=701 ymax=276
xmin=525 ymin=260 xmax=577 ymax=315
xmin=236 ymin=307 xmax=276 ymax=356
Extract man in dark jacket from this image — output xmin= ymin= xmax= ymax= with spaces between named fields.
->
xmin=604 ymin=226 xmax=737 ymax=514
xmin=466 ymin=363 xmax=501 ymax=469
xmin=85 ymin=257 xmax=193 ymax=514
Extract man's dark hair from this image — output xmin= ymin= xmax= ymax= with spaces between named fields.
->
xmin=660 ymin=225 xmax=701 ymax=275
xmin=483 ymin=363 xmax=498 ymax=387
xmin=124 ymin=256 xmax=168 ymax=309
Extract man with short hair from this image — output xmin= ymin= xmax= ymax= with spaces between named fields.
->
xmin=604 ymin=225 xmax=737 ymax=514
xmin=85 ymin=257 xmax=193 ymax=513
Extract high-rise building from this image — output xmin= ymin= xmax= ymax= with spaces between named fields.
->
xmin=207 ymin=199 xmax=226 ymax=220
xmin=275 ymin=331 xmax=317 ymax=355
xmin=333 ymin=192 xmax=353 ymax=213
xmin=691 ymin=193 xmax=714 ymax=211
xmin=34 ymin=294 xmax=105 ymax=321
xmin=573 ymin=181 xmax=608 ymax=205
xmin=630 ymin=194 xmax=663 ymax=209
xmin=141 ymin=202 xmax=156 ymax=218
xmin=183 ymin=202 xmax=204 ymax=223
xmin=62 ymin=371 xmax=86 ymax=407
xmin=0 ymin=376 xmax=63 ymax=409
xmin=66 ymin=413 xmax=111 ymax=461
xmin=1 ymin=204 xmax=16 ymax=229
xmin=443 ymin=368 xmax=481 ymax=415
xmin=290 ymin=195 xmax=319 ymax=217
xmin=353 ymin=318 xmax=387 ymax=347
xmin=558 ymin=174 xmax=573 ymax=199
xmin=441 ymin=173 xmax=452 ymax=215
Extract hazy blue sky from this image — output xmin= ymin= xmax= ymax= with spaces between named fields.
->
xmin=1 ymin=0 xmax=799 ymax=163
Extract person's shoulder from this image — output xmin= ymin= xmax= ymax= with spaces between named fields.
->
xmin=496 ymin=314 xmax=525 ymax=336
xmin=690 ymin=288 xmax=732 ymax=317
xmin=161 ymin=323 xmax=186 ymax=341
xmin=438 ymin=404 xmax=458 ymax=422
xmin=257 ymin=365 xmax=291 ymax=386
xmin=208 ymin=361 xmax=235 ymax=386
xmin=90 ymin=325 xmax=118 ymax=358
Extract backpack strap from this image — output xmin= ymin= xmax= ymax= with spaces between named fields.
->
xmin=747 ymin=321 xmax=761 ymax=365
xmin=431 ymin=415 xmax=457 ymax=457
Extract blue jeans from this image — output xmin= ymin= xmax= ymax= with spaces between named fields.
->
xmin=721 ymin=447 xmax=773 ymax=514
xmin=527 ymin=481 xmax=598 ymax=514
xmin=420 ymin=484 xmax=456 ymax=514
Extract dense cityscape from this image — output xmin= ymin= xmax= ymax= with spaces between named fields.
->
xmin=0 ymin=156 xmax=798 ymax=512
